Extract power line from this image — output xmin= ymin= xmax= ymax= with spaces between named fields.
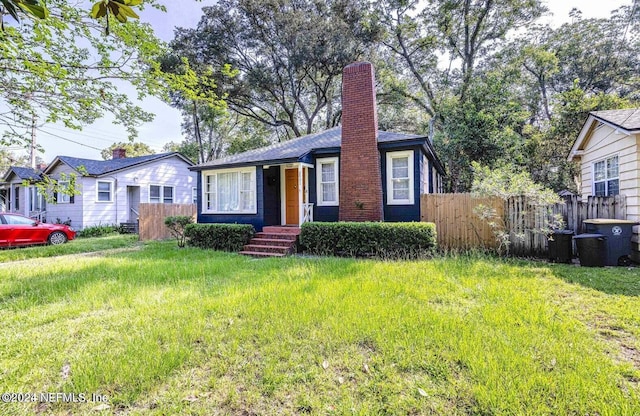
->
xmin=38 ymin=129 xmax=103 ymax=151
xmin=43 ymin=125 xmax=120 ymax=143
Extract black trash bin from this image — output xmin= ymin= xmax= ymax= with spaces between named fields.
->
xmin=583 ymin=219 xmax=635 ymax=266
xmin=573 ymin=234 xmax=607 ymax=267
xmin=548 ymin=230 xmax=574 ymax=263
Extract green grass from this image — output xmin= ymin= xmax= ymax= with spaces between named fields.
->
xmin=0 ymin=243 xmax=638 ymax=415
xmin=0 ymin=234 xmax=139 ymax=263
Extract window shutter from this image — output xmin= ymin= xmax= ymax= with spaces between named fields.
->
xmin=70 ymin=195 xmax=75 ymax=204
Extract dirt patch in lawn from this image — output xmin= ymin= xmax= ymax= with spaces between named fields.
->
xmin=0 ymin=246 xmax=143 ymax=269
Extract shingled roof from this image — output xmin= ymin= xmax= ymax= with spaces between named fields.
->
xmin=3 ymin=166 xmax=42 ymax=182
xmin=591 ymin=108 xmax=640 ymax=132
xmin=192 ymin=127 xmax=440 ymax=171
xmin=47 ymin=152 xmax=193 ymax=176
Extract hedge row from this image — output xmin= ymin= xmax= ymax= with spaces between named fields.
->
xmin=299 ymin=222 xmax=437 ymax=259
xmin=184 ymin=223 xmax=255 ymax=251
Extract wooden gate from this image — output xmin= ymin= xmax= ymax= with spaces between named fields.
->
xmin=138 ymin=203 xmax=196 ymax=241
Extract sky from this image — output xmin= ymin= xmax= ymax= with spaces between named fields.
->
xmin=15 ymin=0 xmax=634 ymax=163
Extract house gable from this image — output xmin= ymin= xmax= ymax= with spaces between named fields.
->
xmin=569 ymin=108 xmax=640 ymax=221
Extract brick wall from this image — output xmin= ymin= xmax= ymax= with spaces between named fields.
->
xmin=338 ymin=62 xmax=384 ymax=221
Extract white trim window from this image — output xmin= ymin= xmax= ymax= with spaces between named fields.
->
xmin=203 ymin=167 xmax=256 ymax=214
xmin=386 ymin=150 xmax=414 ymax=205
xmin=149 ymin=185 xmax=174 ymax=204
xmin=96 ymin=180 xmax=114 ymax=202
xmin=316 ymin=157 xmax=339 ymax=206
xmin=29 ymin=186 xmax=46 ymax=211
xmin=192 ymin=187 xmax=198 ymax=205
xmin=57 ymin=180 xmax=70 ymax=203
xmin=593 ymin=155 xmax=619 ymax=196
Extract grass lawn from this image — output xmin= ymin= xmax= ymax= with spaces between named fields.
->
xmin=0 ymin=241 xmax=638 ymax=415
xmin=0 ymin=234 xmax=139 ymax=263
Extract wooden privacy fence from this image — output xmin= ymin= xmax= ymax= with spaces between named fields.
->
xmin=139 ymin=203 xmax=197 ymax=241
xmin=420 ymin=193 xmax=504 ymax=250
xmin=421 ymin=194 xmax=627 ymax=255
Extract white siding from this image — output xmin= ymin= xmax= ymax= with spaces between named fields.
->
xmin=45 ymin=164 xmax=85 ymax=228
xmin=579 ymin=125 xmax=639 ymax=220
xmin=46 ymin=155 xmax=196 ymax=230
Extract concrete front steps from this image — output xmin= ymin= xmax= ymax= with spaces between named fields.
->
xmin=239 ymin=226 xmax=301 ymax=257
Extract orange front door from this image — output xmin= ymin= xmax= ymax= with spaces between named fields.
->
xmin=285 ymin=169 xmax=299 ymax=225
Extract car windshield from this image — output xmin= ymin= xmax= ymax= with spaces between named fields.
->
xmin=3 ymin=215 xmax=37 ymax=225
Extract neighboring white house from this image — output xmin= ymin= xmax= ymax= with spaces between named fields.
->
xmin=567 ymin=108 xmax=640 ymax=221
xmin=0 ymin=166 xmax=48 ymax=220
xmin=41 ymin=150 xmax=196 ymax=230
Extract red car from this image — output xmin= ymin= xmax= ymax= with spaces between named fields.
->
xmin=0 ymin=213 xmax=76 ymax=247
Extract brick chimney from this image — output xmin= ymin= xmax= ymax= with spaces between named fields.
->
xmin=338 ymin=62 xmax=384 ymax=222
xmin=112 ymin=148 xmax=127 ymax=159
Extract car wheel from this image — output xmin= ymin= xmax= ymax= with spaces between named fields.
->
xmin=49 ymin=231 xmax=68 ymax=245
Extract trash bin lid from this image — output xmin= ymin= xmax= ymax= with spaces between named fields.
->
xmin=553 ymin=230 xmax=575 ymax=235
xmin=573 ymin=233 xmax=606 ymax=239
xmin=583 ymin=219 xmax=636 ymax=225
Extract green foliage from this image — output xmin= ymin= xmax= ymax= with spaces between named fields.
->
xmin=27 ymin=171 xmax=83 ymax=205
xmin=0 ymin=0 xmax=166 ymax=149
xmin=299 ymin=222 xmax=437 ymax=259
xmin=184 ymin=223 xmax=254 ymax=252
xmin=77 ymin=224 xmax=119 ymax=238
xmin=0 ymin=0 xmax=48 ymax=29
xmin=100 ymin=141 xmax=155 ymax=160
xmin=471 ymin=163 xmax=563 ymax=254
xmin=164 ymin=215 xmax=194 ymax=248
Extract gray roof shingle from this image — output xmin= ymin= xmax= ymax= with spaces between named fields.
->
xmin=193 ymin=127 xmax=427 ymax=169
xmin=55 ymin=152 xmax=191 ymax=176
xmin=591 ymin=108 xmax=640 ymax=131
xmin=3 ymin=166 xmax=42 ymax=181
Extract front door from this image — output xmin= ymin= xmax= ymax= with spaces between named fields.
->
xmin=127 ymin=186 xmax=140 ymax=222
xmin=285 ymin=168 xmax=299 ymax=225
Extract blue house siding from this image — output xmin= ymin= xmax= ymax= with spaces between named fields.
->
xmin=309 ymin=153 xmax=340 ymax=222
xmin=381 ymin=146 xmax=422 ymax=222
xmin=196 ymin=166 xmax=267 ymax=231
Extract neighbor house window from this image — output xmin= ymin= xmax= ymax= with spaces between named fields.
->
xmin=386 ymin=150 xmax=414 ymax=205
xmin=29 ymin=186 xmax=46 ymax=211
xmin=150 ymin=185 xmax=174 ymax=204
xmin=593 ymin=155 xmax=619 ymax=196
xmin=97 ymin=180 xmax=113 ymax=202
xmin=14 ymin=186 xmax=19 ymax=210
xmin=203 ymin=167 xmax=256 ymax=214
xmin=57 ymin=180 xmax=70 ymax=203
xmin=316 ymin=157 xmax=339 ymax=206
xmin=192 ymin=187 xmax=198 ymax=205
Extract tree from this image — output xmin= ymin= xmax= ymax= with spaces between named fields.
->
xmin=163 ymin=110 xmax=272 ymax=163
xmin=1 ymin=0 xmax=145 ymax=32
xmin=169 ymin=0 xmax=378 ymax=139
xmin=375 ymin=0 xmax=547 ymax=191
xmin=0 ymin=0 xmax=167 ymax=150
xmin=100 ymin=141 xmax=155 ymax=160
xmin=0 ymin=149 xmax=29 ymax=173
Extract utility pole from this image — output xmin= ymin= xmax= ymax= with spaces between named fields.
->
xmin=30 ymin=114 xmax=36 ymax=169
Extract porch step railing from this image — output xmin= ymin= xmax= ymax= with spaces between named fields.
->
xmin=302 ymin=203 xmax=314 ymax=224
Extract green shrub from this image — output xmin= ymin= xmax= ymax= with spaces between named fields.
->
xmin=299 ymin=222 xmax=437 ymax=259
xmin=184 ymin=223 xmax=255 ymax=252
xmin=164 ymin=215 xmax=195 ymax=248
xmin=77 ymin=224 xmax=119 ymax=238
